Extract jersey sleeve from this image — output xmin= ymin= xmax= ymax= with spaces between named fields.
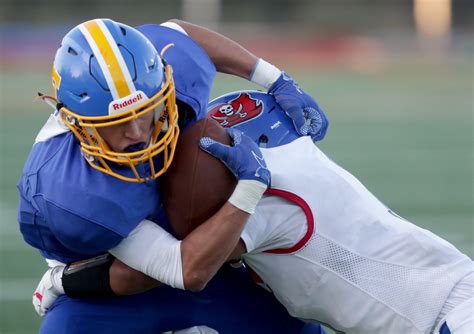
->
xmin=160 ymin=22 xmax=188 ymax=35
xmin=240 ymin=214 xmax=262 ymax=253
xmin=240 ymin=207 xmax=281 ymax=253
xmin=136 ymin=24 xmax=216 ymax=120
xmin=241 ymin=195 xmax=307 ymax=253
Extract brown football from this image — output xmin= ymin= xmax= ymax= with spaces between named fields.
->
xmin=162 ymin=118 xmax=237 ymax=239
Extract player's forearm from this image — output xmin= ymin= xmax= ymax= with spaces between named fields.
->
xmin=168 ymin=19 xmax=257 ymax=79
xmin=108 ymin=202 xmax=246 ymax=294
xmin=109 ymin=259 xmax=161 ymax=295
xmin=181 ymin=202 xmax=248 ymax=291
xmin=108 ymin=213 xmax=245 ymax=293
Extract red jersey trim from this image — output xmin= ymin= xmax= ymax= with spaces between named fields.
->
xmin=263 ymin=187 xmax=314 ymax=254
xmin=246 ymin=265 xmax=264 ymax=284
xmin=34 ymin=292 xmax=43 ymax=302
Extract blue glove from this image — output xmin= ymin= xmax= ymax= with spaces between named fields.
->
xmin=199 ymin=128 xmax=270 ymax=187
xmin=268 ymin=72 xmax=329 ymax=142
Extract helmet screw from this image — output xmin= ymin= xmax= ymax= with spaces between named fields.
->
xmin=65 ymin=114 xmax=77 ymax=125
xmin=81 ymin=151 xmax=95 ymax=162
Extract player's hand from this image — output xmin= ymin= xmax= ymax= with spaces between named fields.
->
xmin=200 ymin=128 xmax=270 ymax=214
xmin=200 ymin=128 xmax=270 ymax=187
xmin=32 ymin=265 xmax=65 ymax=317
xmin=268 ymin=72 xmax=328 ymax=142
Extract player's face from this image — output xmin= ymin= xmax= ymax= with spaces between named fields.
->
xmin=97 ymin=110 xmax=154 ymax=153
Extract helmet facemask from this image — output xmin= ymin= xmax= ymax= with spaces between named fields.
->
xmin=59 ymin=64 xmax=179 ymax=182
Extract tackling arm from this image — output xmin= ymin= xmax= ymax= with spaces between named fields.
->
xmin=111 ymin=230 xmax=246 ymax=295
xmin=110 ymin=206 xmax=248 ymax=292
xmin=33 ymin=210 xmax=249 ymax=316
xmin=167 ymin=19 xmax=257 ymax=79
xmin=109 ymin=259 xmax=161 ymax=295
xmin=111 ymin=232 xmax=247 ymax=295
xmin=168 ymin=19 xmax=329 ymax=141
xmin=109 ymin=227 xmax=247 ymax=295
xmin=110 ymin=218 xmax=247 ymax=295
xmin=180 ymin=202 xmax=249 ymax=291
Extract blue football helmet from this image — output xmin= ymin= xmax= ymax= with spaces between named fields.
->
xmin=44 ymin=18 xmax=178 ymax=182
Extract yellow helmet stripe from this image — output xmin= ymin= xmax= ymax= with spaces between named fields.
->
xmin=95 ymin=19 xmax=136 ymax=97
xmin=51 ymin=65 xmax=61 ymax=96
xmin=79 ymin=19 xmax=135 ymax=100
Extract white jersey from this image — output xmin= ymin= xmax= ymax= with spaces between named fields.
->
xmin=241 ymin=137 xmax=473 ymax=334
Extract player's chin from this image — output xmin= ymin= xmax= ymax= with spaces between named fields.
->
xmin=123 ymin=142 xmax=147 ymax=153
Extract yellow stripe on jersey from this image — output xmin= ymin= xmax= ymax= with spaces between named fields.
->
xmin=83 ymin=20 xmax=131 ymax=98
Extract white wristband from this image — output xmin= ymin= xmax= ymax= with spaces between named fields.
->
xmin=249 ymin=59 xmax=282 ymax=89
xmin=228 ymin=180 xmax=267 ymax=214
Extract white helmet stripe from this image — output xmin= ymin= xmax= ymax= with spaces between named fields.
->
xmin=78 ymin=19 xmax=136 ymax=100
xmin=78 ymin=22 xmax=119 ymax=99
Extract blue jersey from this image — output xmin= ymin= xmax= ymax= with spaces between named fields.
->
xmin=17 ymin=25 xmax=216 ymax=263
xmin=18 ymin=133 xmax=162 ymax=262
xmin=137 ymin=24 xmax=216 ymax=123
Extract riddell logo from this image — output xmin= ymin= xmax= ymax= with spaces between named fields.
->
xmin=108 ymin=91 xmax=149 ymax=115
xmin=113 ymin=93 xmax=143 ymax=111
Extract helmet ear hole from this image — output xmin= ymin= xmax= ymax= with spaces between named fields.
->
xmin=68 ymin=47 xmax=78 ymax=56
xmin=148 ymin=59 xmax=157 ymax=71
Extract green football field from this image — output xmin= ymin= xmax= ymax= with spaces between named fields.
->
xmin=0 ymin=61 xmax=472 ymax=333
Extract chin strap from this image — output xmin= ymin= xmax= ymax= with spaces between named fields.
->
xmin=160 ymin=43 xmax=175 ymax=58
xmin=36 ymin=92 xmax=62 ymax=112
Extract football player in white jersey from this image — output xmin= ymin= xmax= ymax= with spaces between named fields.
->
xmin=33 ymin=91 xmax=473 ymax=334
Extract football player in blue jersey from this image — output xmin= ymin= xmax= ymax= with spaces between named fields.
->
xmin=19 ymin=19 xmax=328 ymax=333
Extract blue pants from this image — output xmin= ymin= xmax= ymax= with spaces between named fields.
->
xmin=41 ymin=266 xmax=325 ymax=334
xmin=439 ymin=322 xmax=451 ymax=334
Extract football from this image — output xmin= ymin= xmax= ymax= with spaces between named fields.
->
xmin=162 ymin=118 xmax=237 ymax=239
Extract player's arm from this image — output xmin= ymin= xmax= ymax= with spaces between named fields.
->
xmin=33 ymin=202 xmax=252 ymax=314
xmin=33 ymin=204 xmax=252 ymax=315
xmin=108 ymin=206 xmax=249 ymax=292
xmin=167 ymin=19 xmax=329 ymax=142
xmin=180 ymin=202 xmax=249 ymax=290
xmin=112 ymin=236 xmax=246 ymax=294
xmin=167 ymin=19 xmax=256 ymax=79
xmin=111 ymin=237 xmax=245 ymax=294
xmin=111 ymin=235 xmax=246 ymax=295
xmin=56 ymin=193 xmax=250 ymax=297
xmin=110 ymin=128 xmax=268 ymax=291
xmin=110 ymin=258 xmax=161 ymax=294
